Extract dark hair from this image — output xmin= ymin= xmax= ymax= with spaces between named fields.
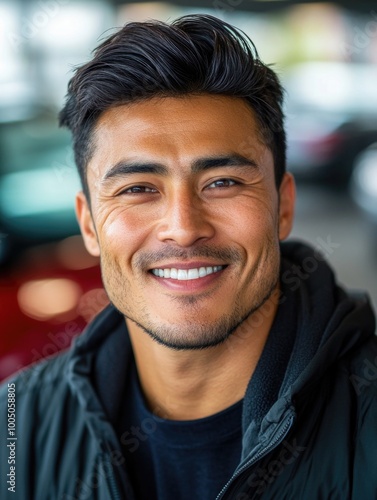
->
xmin=59 ymin=14 xmax=286 ymax=199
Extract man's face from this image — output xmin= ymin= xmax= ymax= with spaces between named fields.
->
xmin=77 ymin=95 xmax=295 ymax=349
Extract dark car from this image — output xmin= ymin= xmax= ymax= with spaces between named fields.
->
xmin=285 ymin=62 xmax=377 ymax=184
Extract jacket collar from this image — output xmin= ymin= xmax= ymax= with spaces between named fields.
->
xmin=240 ymin=241 xmax=375 ymax=458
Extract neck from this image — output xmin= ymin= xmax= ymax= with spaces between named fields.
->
xmin=126 ymin=290 xmax=279 ymax=421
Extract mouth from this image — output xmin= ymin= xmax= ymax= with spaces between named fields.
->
xmin=150 ymin=265 xmax=226 ymax=281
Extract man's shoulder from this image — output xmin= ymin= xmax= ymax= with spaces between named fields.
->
xmin=0 ymin=347 xmax=72 ymax=404
xmin=0 ymin=304 xmax=123 ymax=398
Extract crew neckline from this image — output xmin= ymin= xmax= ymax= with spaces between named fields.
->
xmin=130 ymin=363 xmax=244 ymax=447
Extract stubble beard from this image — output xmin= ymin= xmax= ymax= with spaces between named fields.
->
xmin=132 ymin=275 xmax=278 ymax=350
xmin=100 ymin=241 xmax=280 ymax=351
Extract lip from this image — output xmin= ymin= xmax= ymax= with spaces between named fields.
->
xmin=148 ymin=263 xmax=228 ymax=293
xmin=148 ymin=261 xmax=226 ymax=271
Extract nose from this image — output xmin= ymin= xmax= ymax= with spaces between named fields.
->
xmin=156 ymin=188 xmax=215 ymax=247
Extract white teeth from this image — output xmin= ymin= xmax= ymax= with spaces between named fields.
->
xmin=151 ymin=265 xmax=224 ymax=280
xmin=199 ymin=267 xmax=207 ymax=277
xmin=188 ymin=269 xmax=199 ymax=279
xmin=177 ymin=269 xmax=188 ymax=280
xmin=163 ymin=269 xmax=171 ymax=278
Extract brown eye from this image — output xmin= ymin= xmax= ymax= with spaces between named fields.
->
xmin=123 ymin=185 xmax=158 ymax=194
xmin=207 ymin=179 xmax=237 ymax=189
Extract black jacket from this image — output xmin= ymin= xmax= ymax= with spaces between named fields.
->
xmin=1 ymin=241 xmax=376 ymax=499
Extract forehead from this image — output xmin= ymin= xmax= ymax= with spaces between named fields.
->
xmin=88 ymin=94 xmax=271 ymax=180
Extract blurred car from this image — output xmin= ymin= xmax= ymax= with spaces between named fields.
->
xmin=350 ymin=142 xmax=377 ymax=239
xmin=0 ymin=236 xmax=106 ymax=382
xmin=0 ymin=116 xmax=107 ymax=381
xmin=285 ymin=62 xmax=377 ymax=184
xmin=0 ymin=116 xmax=81 ymax=262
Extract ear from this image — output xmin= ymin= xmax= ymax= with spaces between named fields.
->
xmin=75 ymin=191 xmax=100 ymax=257
xmin=278 ymin=172 xmax=295 ymax=241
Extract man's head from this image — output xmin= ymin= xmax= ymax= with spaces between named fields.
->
xmin=59 ymin=14 xmax=286 ymax=199
xmin=60 ymin=15 xmax=295 ymax=350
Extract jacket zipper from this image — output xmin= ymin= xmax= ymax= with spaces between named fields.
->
xmin=216 ymin=413 xmax=295 ymax=499
xmin=102 ymin=453 xmax=122 ymax=500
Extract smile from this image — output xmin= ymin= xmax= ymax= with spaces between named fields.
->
xmin=151 ymin=266 xmax=225 ymax=280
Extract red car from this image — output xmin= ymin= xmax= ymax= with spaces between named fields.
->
xmin=0 ymin=235 xmax=107 ymax=381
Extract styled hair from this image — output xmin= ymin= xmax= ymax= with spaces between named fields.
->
xmin=59 ymin=14 xmax=286 ymax=199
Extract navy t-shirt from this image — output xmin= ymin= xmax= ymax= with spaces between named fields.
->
xmin=118 ymin=363 xmax=243 ymax=499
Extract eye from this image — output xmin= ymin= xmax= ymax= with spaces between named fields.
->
xmin=121 ymin=185 xmax=158 ymax=194
xmin=206 ymin=178 xmax=238 ymax=189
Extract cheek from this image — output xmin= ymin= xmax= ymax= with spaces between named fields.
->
xmin=219 ymin=200 xmax=280 ymax=275
xmin=221 ymin=197 xmax=278 ymax=244
xmin=96 ymin=206 xmax=153 ymax=259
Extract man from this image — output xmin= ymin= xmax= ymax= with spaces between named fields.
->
xmin=1 ymin=14 xmax=376 ymax=500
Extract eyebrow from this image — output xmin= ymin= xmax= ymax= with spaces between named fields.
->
xmin=192 ymin=154 xmax=258 ymax=172
xmin=102 ymin=154 xmax=258 ymax=182
xmin=103 ymin=161 xmax=167 ymax=181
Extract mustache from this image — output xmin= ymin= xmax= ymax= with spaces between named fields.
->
xmin=134 ymin=245 xmax=243 ymax=270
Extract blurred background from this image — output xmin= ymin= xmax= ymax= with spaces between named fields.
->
xmin=0 ymin=0 xmax=376 ymax=381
